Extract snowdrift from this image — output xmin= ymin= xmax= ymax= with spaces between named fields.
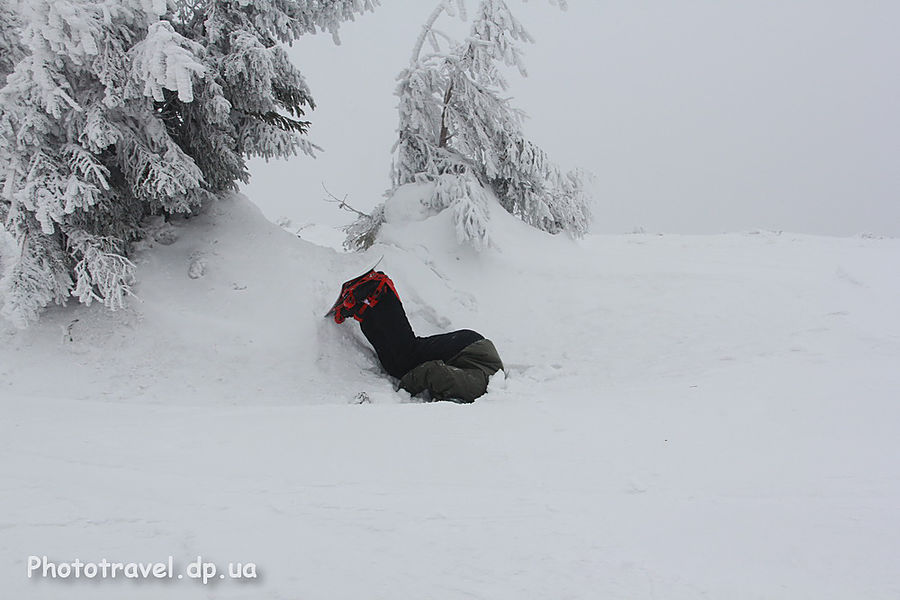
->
xmin=8 ymin=186 xmax=895 ymax=410
xmin=0 ymin=186 xmax=586 ymax=404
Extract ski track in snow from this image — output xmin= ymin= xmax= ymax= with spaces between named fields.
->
xmin=2 ymin=194 xmax=899 ymax=599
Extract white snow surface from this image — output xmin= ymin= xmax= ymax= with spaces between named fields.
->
xmin=2 ymin=192 xmax=899 ymax=599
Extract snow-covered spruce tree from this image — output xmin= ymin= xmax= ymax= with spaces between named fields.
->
xmin=347 ymin=0 xmax=588 ymax=251
xmin=0 ymin=0 xmax=23 ymax=82
xmin=0 ymin=0 xmax=377 ymax=326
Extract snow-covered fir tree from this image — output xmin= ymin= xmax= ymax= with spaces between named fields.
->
xmin=347 ymin=0 xmax=588 ymax=251
xmin=0 ymin=0 xmax=23 ymax=82
xmin=0 ymin=0 xmax=378 ymax=326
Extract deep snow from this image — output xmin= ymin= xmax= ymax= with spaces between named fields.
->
xmin=2 ymin=192 xmax=899 ymax=599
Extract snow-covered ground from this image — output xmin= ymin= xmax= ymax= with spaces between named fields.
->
xmin=2 ymin=193 xmax=899 ymax=599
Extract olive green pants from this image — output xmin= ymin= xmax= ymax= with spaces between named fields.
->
xmin=399 ymin=339 xmax=503 ymax=403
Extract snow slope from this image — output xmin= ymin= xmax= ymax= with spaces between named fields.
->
xmin=2 ymin=192 xmax=899 ymax=599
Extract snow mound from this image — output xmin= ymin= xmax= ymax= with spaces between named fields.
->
xmin=0 ymin=194 xmax=396 ymax=404
xmin=4 ymin=189 xmax=900 ymax=410
xmin=382 ymin=181 xmax=442 ymax=224
xmin=0 ymin=187 xmax=574 ymax=405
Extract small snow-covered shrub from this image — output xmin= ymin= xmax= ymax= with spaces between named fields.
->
xmin=346 ymin=0 xmax=590 ymax=252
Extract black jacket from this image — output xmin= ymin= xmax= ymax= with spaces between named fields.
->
xmin=359 ymin=289 xmax=483 ymax=379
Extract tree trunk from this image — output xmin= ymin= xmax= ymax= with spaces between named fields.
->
xmin=438 ymin=81 xmax=454 ymax=148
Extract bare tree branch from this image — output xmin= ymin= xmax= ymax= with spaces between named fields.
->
xmin=322 ymin=182 xmax=370 ymax=218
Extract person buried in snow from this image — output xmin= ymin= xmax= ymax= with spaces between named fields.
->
xmin=327 ymin=269 xmax=503 ymax=403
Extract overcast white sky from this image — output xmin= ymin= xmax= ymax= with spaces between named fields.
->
xmin=242 ymin=1 xmax=900 ymax=237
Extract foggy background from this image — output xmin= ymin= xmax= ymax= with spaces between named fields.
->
xmin=241 ymin=1 xmax=899 ymax=238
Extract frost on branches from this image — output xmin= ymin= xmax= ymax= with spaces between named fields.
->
xmin=0 ymin=0 xmax=378 ymax=326
xmin=349 ymin=0 xmax=589 ymax=251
